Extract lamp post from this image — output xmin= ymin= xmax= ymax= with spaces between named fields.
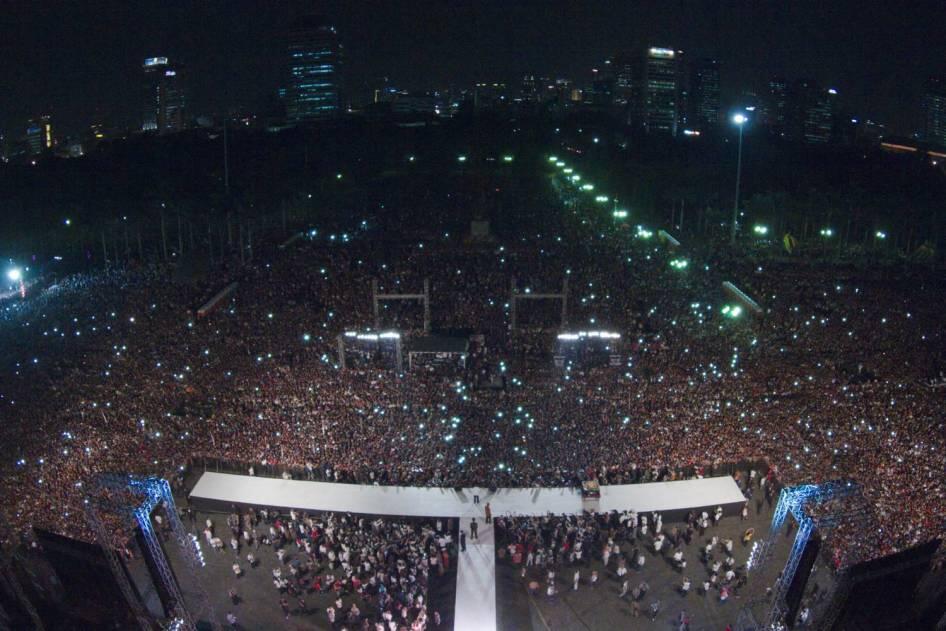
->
xmin=730 ymin=113 xmax=747 ymax=246
xmin=7 ymin=267 xmax=24 ymax=298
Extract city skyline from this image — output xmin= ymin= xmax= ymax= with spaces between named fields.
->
xmin=2 ymin=1 xmax=946 ymax=138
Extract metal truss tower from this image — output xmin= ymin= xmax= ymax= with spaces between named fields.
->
xmin=742 ymin=479 xmax=864 ymax=630
xmin=85 ymin=474 xmax=218 ymax=630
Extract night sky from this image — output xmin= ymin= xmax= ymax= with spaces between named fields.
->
xmin=2 ymin=0 xmax=945 ymax=138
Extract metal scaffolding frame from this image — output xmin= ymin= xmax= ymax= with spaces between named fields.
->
xmin=509 ymin=275 xmax=568 ymax=331
xmin=372 ymin=278 xmax=430 ymax=332
xmin=336 ymin=331 xmax=404 ymax=371
xmin=85 ymin=474 xmax=218 ymax=631
xmin=743 ymin=479 xmax=862 ymax=630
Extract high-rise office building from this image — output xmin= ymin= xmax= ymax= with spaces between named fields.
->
xmin=688 ymin=58 xmax=720 ymax=131
xmin=789 ymin=80 xmax=836 ymax=143
xmin=520 ymin=74 xmax=538 ymax=102
xmin=584 ymin=67 xmax=614 ymax=108
xmin=25 ymin=115 xmax=53 ymax=155
xmin=923 ymin=76 xmax=946 ymax=147
xmin=142 ymin=57 xmax=186 ymax=134
xmin=642 ymin=47 xmax=682 ymax=135
xmin=764 ymin=77 xmax=789 ymax=135
xmin=611 ymin=51 xmax=636 ymax=106
xmin=286 ymin=16 xmax=342 ymax=123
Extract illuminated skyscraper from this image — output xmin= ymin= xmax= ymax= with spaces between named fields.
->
xmin=25 ymin=115 xmax=53 ymax=155
xmin=286 ymin=16 xmax=342 ymax=123
xmin=142 ymin=57 xmax=186 ymax=134
xmin=642 ymin=47 xmax=682 ymax=135
xmin=789 ymin=80 xmax=836 ymax=143
xmin=688 ymin=58 xmax=720 ymax=131
xmin=765 ymin=77 xmax=789 ymax=135
xmin=923 ymin=76 xmax=946 ymax=147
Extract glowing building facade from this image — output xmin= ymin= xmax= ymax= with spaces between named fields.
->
xmin=142 ymin=57 xmax=186 ymax=134
xmin=286 ymin=16 xmax=342 ymax=123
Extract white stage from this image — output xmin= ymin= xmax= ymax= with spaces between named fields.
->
xmin=189 ymin=472 xmax=745 ymax=518
xmin=598 ymin=476 xmax=747 ymax=514
xmin=188 ymin=473 xmax=746 ymax=631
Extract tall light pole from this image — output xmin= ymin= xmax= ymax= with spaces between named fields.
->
xmin=730 ymin=113 xmax=747 ymax=245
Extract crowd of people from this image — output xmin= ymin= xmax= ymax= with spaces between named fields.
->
xmin=494 ymin=498 xmax=755 ymax=623
xmin=0 ymin=167 xmax=943 ymax=579
xmin=189 ymin=506 xmax=453 ymax=629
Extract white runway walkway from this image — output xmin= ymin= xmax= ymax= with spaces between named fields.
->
xmin=189 ymin=473 xmax=746 ymax=630
xmin=455 ymin=517 xmax=496 ymax=631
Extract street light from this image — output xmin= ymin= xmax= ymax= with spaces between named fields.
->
xmin=731 ymin=113 xmax=748 ymax=245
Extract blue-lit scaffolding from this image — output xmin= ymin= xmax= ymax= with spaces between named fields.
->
xmin=85 ymin=474 xmax=217 ymax=630
xmin=745 ymin=479 xmax=862 ymax=629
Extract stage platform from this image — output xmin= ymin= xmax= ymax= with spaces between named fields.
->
xmin=188 ymin=472 xmax=747 ymax=631
xmin=189 ymin=472 xmax=746 ymax=518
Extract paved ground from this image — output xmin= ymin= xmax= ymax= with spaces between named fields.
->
xmin=495 ymin=490 xmax=793 ymax=631
xmin=160 ymin=506 xmax=459 ymax=630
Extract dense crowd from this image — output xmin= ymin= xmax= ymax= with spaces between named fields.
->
xmin=189 ymin=506 xmax=453 ymax=629
xmin=0 ymin=170 xmax=943 ymax=574
xmin=494 ymin=501 xmax=755 ymax=621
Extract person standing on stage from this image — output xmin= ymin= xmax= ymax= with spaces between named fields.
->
xmin=470 ymin=517 xmax=478 ymax=540
xmin=485 ymin=502 xmax=492 ymax=524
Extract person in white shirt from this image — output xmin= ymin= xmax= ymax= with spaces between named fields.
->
xmin=681 ymin=577 xmax=691 ymax=594
xmin=616 ymin=558 xmax=627 ymax=577
xmin=725 ymin=569 xmax=736 ymax=583
xmin=573 ymin=570 xmax=580 ymax=591
xmin=232 ymin=563 xmax=242 ymax=577
xmin=637 ymin=553 xmax=646 ymax=568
